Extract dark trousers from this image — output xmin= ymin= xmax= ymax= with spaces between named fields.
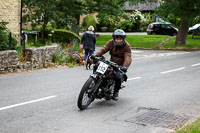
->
xmin=83 ymin=49 xmax=94 ymax=61
xmin=114 ymin=71 xmax=123 ymax=93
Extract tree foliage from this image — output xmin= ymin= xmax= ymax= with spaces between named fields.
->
xmin=156 ymin=0 xmax=200 ymax=25
xmin=92 ymin=0 xmax=126 ymax=19
xmin=0 ymin=22 xmax=9 ymax=51
xmin=129 ymin=0 xmax=200 ymax=45
xmin=0 ymin=22 xmax=17 ymax=51
xmin=23 ymin=0 xmax=57 ymax=31
xmin=23 ymin=0 xmax=92 ymax=34
xmin=23 ymin=0 xmax=129 ymax=34
xmin=155 ymin=0 xmax=200 ymax=45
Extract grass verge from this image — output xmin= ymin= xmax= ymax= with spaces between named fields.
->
xmin=164 ymin=35 xmax=200 ymax=50
xmin=96 ymin=35 xmax=169 ymax=48
xmin=96 ymin=35 xmax=200 ymax=50
xmin=176 ymin=118 xmax=200 ymax=133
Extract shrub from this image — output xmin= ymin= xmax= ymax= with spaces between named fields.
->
xmin=117 ymin=20 xmax=133 ymax=32
xmin=82 ymin=15 xmax=97 ymax=31
xmin=44 ymin=29 xmax=81 ymax=44
xmin=130 ymin=10 xmax=144 ymax=31
xmin=97 ymin=15 xmax=119 ymax=31
xmin=53 ymin=43 xmax=83 ymax=66
xmin=191 ymin=16 xmax=200 ymax=26
xmin=166 ymin=13 xmax=180 ymax=27
xmin=16 ymin=45 xmax=23 ymax=59
xmin=121 ymin=10 xmax=144 ymax=31
xmin=141 ymin=12 xmax=154 ymax=31
xmin=26 ymin=38 xmax=52 ymax=48
xmin=0 ymin=21 xmax=17 ymax=51
xmin=0 ymin=21 xmax=9 ymax=51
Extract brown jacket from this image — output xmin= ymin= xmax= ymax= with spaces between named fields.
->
xmin=96 ymin=40 xmax=132 ymax=67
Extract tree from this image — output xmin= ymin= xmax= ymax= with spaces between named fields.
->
xmin=23 ymin=0 xmax=95 ymax=35
xmin=157 ymin=0 xmax=200 ymax=45
xmin=92 ymin=0 xmax=127 ymax=20
xmin=55 ymin=0 xmax=93 ymax=34
xmin=129 ymin=0 xmax=200 ymax=45
xmin=23 ymin=0 xmax=57 ymax=38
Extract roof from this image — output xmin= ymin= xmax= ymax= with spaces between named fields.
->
xmin=123 ymin=1 xmax=160 ymax=11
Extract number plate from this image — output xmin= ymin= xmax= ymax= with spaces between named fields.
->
xmin=96 ymin=61 xmax=109 ymax=74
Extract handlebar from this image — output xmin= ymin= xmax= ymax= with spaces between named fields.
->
xmin=92 ymin=55 xmax=125 ymax=73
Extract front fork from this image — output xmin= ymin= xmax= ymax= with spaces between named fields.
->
xmin=90 ymin=74 xmax=103 ymax=97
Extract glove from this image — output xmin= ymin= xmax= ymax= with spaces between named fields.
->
xmin=90 ymin=53 xmax=98 ymax=59
xmin=120 ymin=66 xmax=127 ymax=72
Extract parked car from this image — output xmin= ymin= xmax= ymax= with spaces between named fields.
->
xmin=188 ymin=24 xmax=200 ymax=34
xmin=147 ymin=22 xmax=178 ymax=36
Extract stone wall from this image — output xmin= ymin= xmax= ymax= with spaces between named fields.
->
xmin=0 ymin=50 xmax=18 ymax=73
xmin=25 ymin=44 xmax=60 ymax=69
xmin=0 ymin=0 xmax=21 ymax=38
xmin=0 ymin=44 xmax=60 ymax=74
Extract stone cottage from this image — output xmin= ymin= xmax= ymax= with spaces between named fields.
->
xmin=0 ymin=0 xmax=21 ymax=38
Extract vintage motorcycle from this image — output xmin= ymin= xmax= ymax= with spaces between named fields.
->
xmin=77 ymin=55 xmax=127 ymax=110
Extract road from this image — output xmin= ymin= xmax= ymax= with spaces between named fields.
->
xmin=0 ymin=49 xmax=200 ymax=133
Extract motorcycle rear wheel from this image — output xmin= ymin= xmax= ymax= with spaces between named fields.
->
xmin=77 ymin=77 xmax=96 ymax=110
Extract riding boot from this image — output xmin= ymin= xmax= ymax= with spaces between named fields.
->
xmin=113 ymin=71 xmax=122 ymax=101
xmin=112 ymin=91 xmax=119 ymax=101
xmin=113 ymin=83 xmax=120 ymax=101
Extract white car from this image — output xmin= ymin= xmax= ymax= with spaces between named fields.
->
xmin=188 ymin=24 xmax=200 ymax=34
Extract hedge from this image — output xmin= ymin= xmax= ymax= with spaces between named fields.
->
xmin=45 ymin=29 xmax=81 ymax=44
xmin=82 ymin=15 xmax=97 ymax=31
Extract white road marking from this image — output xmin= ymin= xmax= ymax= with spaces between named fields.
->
xmin=0 ymin=95 xmax=57 ymax=111
xmin=160 ymin=67 xmax=186 ymax=74
xmin=133 ymin=52 xmax=190 ymax=60
xmin=128 ymin=77 xmax=142 ymax=81
xmin=131 ymin=50 xmax=144 ymax=53
xmin=191 ymin=63 xmax=200 ymax=67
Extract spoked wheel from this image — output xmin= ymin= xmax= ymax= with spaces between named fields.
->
xmin=77 ymin=77 xmax=96 ymax=110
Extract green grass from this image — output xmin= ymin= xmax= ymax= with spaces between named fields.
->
xmin=96 ymin=35 xmax=200 ymax=50
xmin=164 ymin=35 xmax=200 ymax=50
xmin=176 ymin=118 xmax=200 ymax=133
xmin=96 ymin=35 xmax=170 ymax=48
xmin=96 ymin=35 xmax=112 ymax=46
xmin=126 ymin=35 xmax=169 ymax=48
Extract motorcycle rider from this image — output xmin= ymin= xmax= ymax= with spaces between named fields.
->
xmin=95 ymin=29 xmax=132 ymax=101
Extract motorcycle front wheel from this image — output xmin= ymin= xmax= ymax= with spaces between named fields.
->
xmin=77 ymin=77 xmax=96 ymax=110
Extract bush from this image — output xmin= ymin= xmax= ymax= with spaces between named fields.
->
xmin=97 ymin=15 xmax=119 ymax=32
xmin=53 ymin=43 xmax=83 ymax=66
xmin=0 ymin=21 xmax=17 ymax=51
xmin=131 ymin=10 xmax=144 ymax=31
xmin=191 ymin=16 xmax=200 ymax=26
xmin=44 ymin=29 xmax=81 ymax=44
xmin=121 ymin=10 xmax=144 ymax=31
xmin=0 ymin=22 xmax=9 ymax=51
xmin=142 ymin=12 xmax=154 ymax=31
xmin=117 ymin=20 xmax=133 ymax=32
xmin=82 ymin=15 xmax=97 ymax=31
xmin=16 ymin=45 xmax=23 ymax=59
xmin=166 ymin=13 xmax=180 ymax=27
